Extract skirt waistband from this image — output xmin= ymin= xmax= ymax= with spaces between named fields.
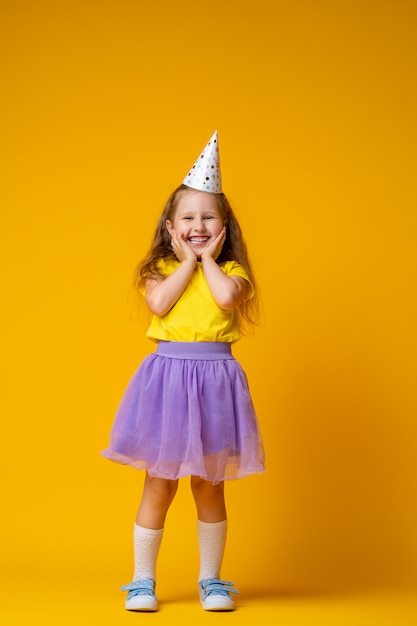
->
xmin=155 ymin=341 xmax=234 ymax=360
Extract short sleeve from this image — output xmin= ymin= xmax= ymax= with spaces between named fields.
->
xmin=221 ymin=261 xmax=255 ymax=299
xmin=137 ymin=258 xmax=179 ymax=296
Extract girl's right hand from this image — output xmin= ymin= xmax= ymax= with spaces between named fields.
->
xmin=170 ymin=230 xmax=197 ymax=264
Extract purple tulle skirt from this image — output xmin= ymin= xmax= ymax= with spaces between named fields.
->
xmin=101 ymin=342 xmax=265 ymax=484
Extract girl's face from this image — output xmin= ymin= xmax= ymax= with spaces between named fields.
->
xmin=166 ymin=190 xmax=224 ymax=257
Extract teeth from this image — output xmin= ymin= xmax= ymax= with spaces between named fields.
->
xmin=190 ymin=237 xmax=208 ymax=243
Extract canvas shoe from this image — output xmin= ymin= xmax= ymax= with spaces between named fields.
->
xmin=120 ymin=579 xmax=158 ymax=611
xmin=199 ymin=578 xmax=238 ymax=611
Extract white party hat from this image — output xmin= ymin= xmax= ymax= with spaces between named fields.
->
xmin=182 ymin=130 xmax=222 ymax=193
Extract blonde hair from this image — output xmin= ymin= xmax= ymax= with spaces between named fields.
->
xmin=134 ymin=185 xmax=258 ymax=332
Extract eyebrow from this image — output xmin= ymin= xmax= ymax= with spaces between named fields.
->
xmin=177 ymin=210 xmax=219 ymax=217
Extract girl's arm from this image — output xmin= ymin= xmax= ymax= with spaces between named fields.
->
xmin=201 ymin=256 xmax=250 ymax=310
xmin=200 ymin=229 xmax=250 ymax=310
xmin=146 ymin=259 xmax=196 ymax=316
xmin=145 ymin=232 xmax=197 ymax=316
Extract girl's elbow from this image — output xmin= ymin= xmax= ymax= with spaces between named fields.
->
xmin=217 ymin=292 xmax=243 ymax=310
xmin=146 ymin=297 xmax=170 ymax=317
xmin=150 ymin=305 xmax=168 ymax=316
xmin=219 ymin=298 xmax=236 ymax=311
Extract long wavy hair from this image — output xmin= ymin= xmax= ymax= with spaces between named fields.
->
xmin=134 ymin=185 xmax=258 ymax=332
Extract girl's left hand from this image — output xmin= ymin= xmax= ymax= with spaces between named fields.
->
xmin=200 ymin=227 xmax=226 ymax=262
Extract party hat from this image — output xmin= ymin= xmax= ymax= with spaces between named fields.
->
xmin=182 ymin=130 xmax=222 ymax=193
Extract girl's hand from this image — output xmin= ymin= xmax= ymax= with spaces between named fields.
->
xmin=170 ymin=229 xmax=197 ymax=264
xmin=200 ymin=227 xmax=226 ymax=262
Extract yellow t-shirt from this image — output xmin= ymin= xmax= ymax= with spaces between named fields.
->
xmin=144 ymin=259 xmax=254 ymax=343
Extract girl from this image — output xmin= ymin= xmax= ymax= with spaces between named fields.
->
xmin=102 ymin=131 xmax=265 ymax=612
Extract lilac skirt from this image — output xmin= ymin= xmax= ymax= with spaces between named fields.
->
xmin=101 ymin=342 xmax=265 ymax=484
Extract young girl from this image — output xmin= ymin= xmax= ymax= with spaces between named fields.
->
xmin=102 ymin=131 xmax=265 ymax=612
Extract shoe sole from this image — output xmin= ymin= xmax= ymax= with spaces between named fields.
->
xmin=125 ymin=598 xmax=159 ymax=612
xmin=126 ymin=607 xmax=158 ymax=612
xmin=201 ymin=598 xmax=235 ymax=611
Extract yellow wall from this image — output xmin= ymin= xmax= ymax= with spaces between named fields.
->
xmin=1 ymin=0 xmax=417 ymax=596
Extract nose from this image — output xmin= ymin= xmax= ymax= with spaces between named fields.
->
xmin=193 ymin=218 xmax=207 ymax=232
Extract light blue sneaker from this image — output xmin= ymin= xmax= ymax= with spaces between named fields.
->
xmin=120 ymin=579 xmax=158 ymax=612
xmin=199 ymin=578 xmax=239 ymax=611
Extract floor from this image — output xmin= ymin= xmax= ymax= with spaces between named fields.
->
xmin=2 ymin=573 xmax=417 ymax=626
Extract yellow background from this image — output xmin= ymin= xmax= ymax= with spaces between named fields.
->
xmin=1 ymin=0 xmax=417 ymax=624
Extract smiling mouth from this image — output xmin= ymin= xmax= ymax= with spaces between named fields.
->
xmin=189 ymin=237 xmax=209 ymax=244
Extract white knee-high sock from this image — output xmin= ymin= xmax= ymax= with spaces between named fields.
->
xmin=133 ymin=523 xmax=164 ymax=581
xmin=197 ymin=519 xmax=228 ymax=582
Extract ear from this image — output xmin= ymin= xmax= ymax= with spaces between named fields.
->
xmin=166 ymin=219 xmax=174 ymax=236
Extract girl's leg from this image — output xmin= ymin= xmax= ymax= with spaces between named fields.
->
xmin=190 ymin=476 xmax=226 ymax=522
xmin=133 ymin=473 xmax=178 ymax=582
xmin=136 ymin=472 xmax=179 ymax=528
xmin=191 ymin=477 xmax=227 ymax=581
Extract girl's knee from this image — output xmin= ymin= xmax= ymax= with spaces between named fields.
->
xmin=191 ymin=476 xmax=224 ymax=499
xmin=190 ymin=477 xmax=226 ymax=521
xmin=144 ymin=474 xmax=178 ymax=503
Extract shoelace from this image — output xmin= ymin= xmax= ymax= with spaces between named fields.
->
xmin=199 ymin=578 xmax=239 ymax=598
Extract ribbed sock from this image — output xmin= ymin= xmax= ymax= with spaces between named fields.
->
xmin=197 ymin=519 xmax=228 ymax=582
xmin=133 ymin=523 xmax=164 ymax=581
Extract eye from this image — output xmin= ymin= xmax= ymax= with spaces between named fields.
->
xmin=204 ymin=215 xmax=214 ymax=220
xmin=182 ymin=216 xmax=192 ymax=221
